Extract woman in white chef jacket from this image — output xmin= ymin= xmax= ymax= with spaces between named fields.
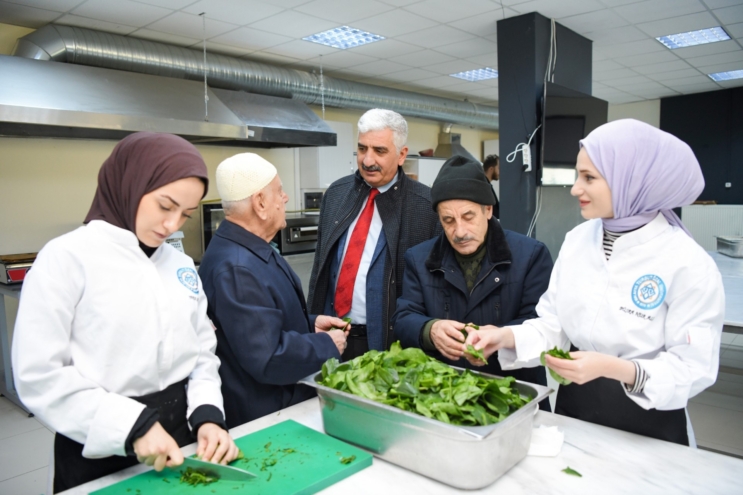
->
xmin=12 ymin=132 xmax=239 ymax=492
xmin=464 ymin=119 xmax=725 ymax=445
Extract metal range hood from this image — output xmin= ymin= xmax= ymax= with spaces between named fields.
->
xmin=0 ymin=55 xmax=336 ymax=147
xmin=434 ymin=126 xmax=480 ymax=163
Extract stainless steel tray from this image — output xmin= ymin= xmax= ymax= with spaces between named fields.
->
xmin=717 ymin=236 xmax=743 ymax=258
xmin=299 ymin=367 xmax=553 ymax=489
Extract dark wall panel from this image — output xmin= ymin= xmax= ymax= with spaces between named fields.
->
xmin=660 ymin=88 xmax=743 ymax=205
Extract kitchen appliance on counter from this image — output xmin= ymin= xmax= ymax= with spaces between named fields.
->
xmin=717 ymin=236 xmax=743 ymax=258
xmin=201 ymin=201 xmax=225 ymax=254
xmin=0 ymin=253 xmax=36 ymax=284
xmin=274 ymin=213 xmax=319 ymax=255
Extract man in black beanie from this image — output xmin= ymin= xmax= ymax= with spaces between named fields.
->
xmin=392 ymin=155 xmax=553 ymax=408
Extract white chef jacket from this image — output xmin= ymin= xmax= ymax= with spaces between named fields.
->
xmin=499 ymin=213 xmax=725 ymax=411
xmin=12 ymin=220 xmax=224 ymax=458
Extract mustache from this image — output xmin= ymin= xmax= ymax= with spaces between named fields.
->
xmin=453 ymin=235 xmax=475 ymax=244
xmin=362 ymin=164 xmax=382 ymax=172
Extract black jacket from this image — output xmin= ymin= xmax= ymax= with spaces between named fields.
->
xmin=200 ymin=220 xmax=339 ymax=427
xmin=393 ymin=216 xmax=553 ymax=388
xmin=308 ymin=169 xmax=441 ymax=349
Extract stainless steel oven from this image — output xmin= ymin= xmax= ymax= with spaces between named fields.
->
xmin=276 ymin=213 xmax=319 ymax=254
xmin=201 ymin=202 xmax=225 ymax=254
xmin=201 ymin=204 xmax=319 ymax=255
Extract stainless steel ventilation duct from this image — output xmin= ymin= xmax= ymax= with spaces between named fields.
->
xmin=13 ymin=25 xmax=499 ymax=130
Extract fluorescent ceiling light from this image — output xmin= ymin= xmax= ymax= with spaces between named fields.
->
xmin=656 ymin=27 xmax=730 ymax=49
xmin=303 ymin=26 xmax=384 ymax=50
xmin=708 ymin=69 xmax=743 ymax=81
xmin=450 ymin=67 xmax=499 ymax=82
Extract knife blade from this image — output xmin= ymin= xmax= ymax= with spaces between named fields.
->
xmin=173 ymin=456 xmax=256 ymax=481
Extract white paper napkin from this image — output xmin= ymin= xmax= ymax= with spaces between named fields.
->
xmin=527 ymin=425 xmax=564 ymax=457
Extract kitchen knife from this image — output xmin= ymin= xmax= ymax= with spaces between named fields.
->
xmin=173 ymin=456 xmax=257 ymax=481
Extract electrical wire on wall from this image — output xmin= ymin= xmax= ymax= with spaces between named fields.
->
xmin=525 ymin=18 xmax=558 ymax=238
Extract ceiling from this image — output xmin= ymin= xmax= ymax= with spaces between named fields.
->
xmin=1 ymin=0 xmax=742 ymax=108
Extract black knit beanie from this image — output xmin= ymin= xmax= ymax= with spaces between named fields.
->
xmin=431 ymin=155 xmax=496 ymax=211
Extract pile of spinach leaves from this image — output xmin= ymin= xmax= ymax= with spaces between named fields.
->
xmin=319 ymin=342 xmax=530 ymax=426
xmin=540 ymin=347 xmax=574 ymax=385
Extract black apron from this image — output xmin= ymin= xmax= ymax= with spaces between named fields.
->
xmin=555 ymin=346 xmax=689 ymax=446
xmin=53 ymin=378 xmax=192 ymax=493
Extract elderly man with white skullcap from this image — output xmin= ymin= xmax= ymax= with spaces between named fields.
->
xmin=199 ymin=153 xmax=348 ymax=427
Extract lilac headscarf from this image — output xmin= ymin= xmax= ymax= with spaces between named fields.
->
xmin=579 ymin=119 xmax=704 ymax=236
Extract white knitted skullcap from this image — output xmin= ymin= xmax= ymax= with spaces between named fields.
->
xmin=216 ymin=153 xmax=278 ymax=202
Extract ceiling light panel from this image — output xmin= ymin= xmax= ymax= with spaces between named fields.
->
xmin=708 ymin=69 xmax=743 ymax=81
xmin=449 ymin=67 xmax=498 ymax=81
xmin=656 ymin=27 xmax=730 ymax=49
xmin=303 ymin=26 xmax=385 ymax=50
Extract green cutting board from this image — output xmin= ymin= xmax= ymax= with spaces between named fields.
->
xmin=93 ymin=420 xmax=372 ymax=495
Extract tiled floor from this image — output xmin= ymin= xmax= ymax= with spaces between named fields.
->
xmin=1 ymin=336 xmax=742 ymax=495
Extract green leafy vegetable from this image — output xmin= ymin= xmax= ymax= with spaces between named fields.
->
xmin=562 ymin=466 xmax=582 ymax=477
xmin=180 ymin=467 xmax=217 ymax=486
xmin=318 ymin=341 xmax=530 ymax=426
xmin=464 ymin=344 xmax=488 ymax=364
xmin=334 ymin=317 xmax=352 ymax=330
xmin=540 ymin=347 xmax=573 ymax=385
xmin=460 ymin=322 xmax=480 ymax=337
xmin=339 ymin=455 xmax=356 ymax=464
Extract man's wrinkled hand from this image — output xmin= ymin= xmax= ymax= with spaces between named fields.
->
xmin=315 ymin=315 xmax=351 ymax=333
xmin=430 ymin=320 xmax=467 ymax=361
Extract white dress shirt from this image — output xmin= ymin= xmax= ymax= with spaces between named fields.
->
xmin=339 ymin=174 xmax=399 ymax=324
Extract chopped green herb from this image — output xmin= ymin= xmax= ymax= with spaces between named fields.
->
xmin=264 ymin=442 xmax=272 ymax=450
xmin=267 ymin=473 xmax=273 ymax=482
xmin=540 ymin=347 xmax=574 ymax=385
xmin=162 ymin=478 xmax=170 ymax=483
xmin=282 ymin=448 xmax=296 ymax=454
xmin=319 ymin=341 xmax=530 ymax=426
xmin=562 ymin=466 xmax=582 ymax=477
xmin=180 ymin=467 xmax=217 ymax=486
xmin=339 ymin=455 xmax=356 ymax=464
xmin=465 ymin=344 xmax=488 ymax=364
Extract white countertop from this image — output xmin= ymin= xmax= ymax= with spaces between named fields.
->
xmin=64 ymin=397 xmax=742 ymax=495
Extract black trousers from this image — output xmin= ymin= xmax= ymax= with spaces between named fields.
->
xmin=53 ymin=378 xmax=192 ymax=493
xmin=555 ymin=347 xmax=688 ymax=446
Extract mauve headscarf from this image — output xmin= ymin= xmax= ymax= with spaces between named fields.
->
xmin=84 ymin=132 xmax=209 ymax=233
xmin=579 ymin=119 xmax=704 ymax=236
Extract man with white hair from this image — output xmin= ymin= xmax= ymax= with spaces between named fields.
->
xmin=309 ymin=108 xmax=441 ymax=360
xmin=199 ymin=153 xmax=349 ymax=427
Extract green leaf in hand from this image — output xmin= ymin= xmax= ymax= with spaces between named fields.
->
xmin=562 ymin=466 xmax=582 ymax=477
xmin=465 ymin=344 xmax=488 ymax=365
xmin=540 ymin=347 xmax=573 ymax=385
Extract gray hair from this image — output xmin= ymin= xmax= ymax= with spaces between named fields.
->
xmin=222 ymin=197 xmax=251 ymax=217
xmin=357 ymin=108 xmax=408 ymax=152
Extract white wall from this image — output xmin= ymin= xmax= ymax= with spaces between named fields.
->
xmin=608 ymin=99 xmax=661 ymax=128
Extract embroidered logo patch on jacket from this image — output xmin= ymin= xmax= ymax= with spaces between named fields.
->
xmin=631 ymin=274 xmax=666 ymax=310
xmin=177 ymin=267 xmax=199 ymax=294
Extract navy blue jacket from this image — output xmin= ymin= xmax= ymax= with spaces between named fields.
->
xmin=393 ymin=217 xmax=553 ymax=389
xmin=200 ymin=220 xmax=339 ymax=428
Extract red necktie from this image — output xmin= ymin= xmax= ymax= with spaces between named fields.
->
xmin=334 ymin=188 xmax=379 ymax=317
